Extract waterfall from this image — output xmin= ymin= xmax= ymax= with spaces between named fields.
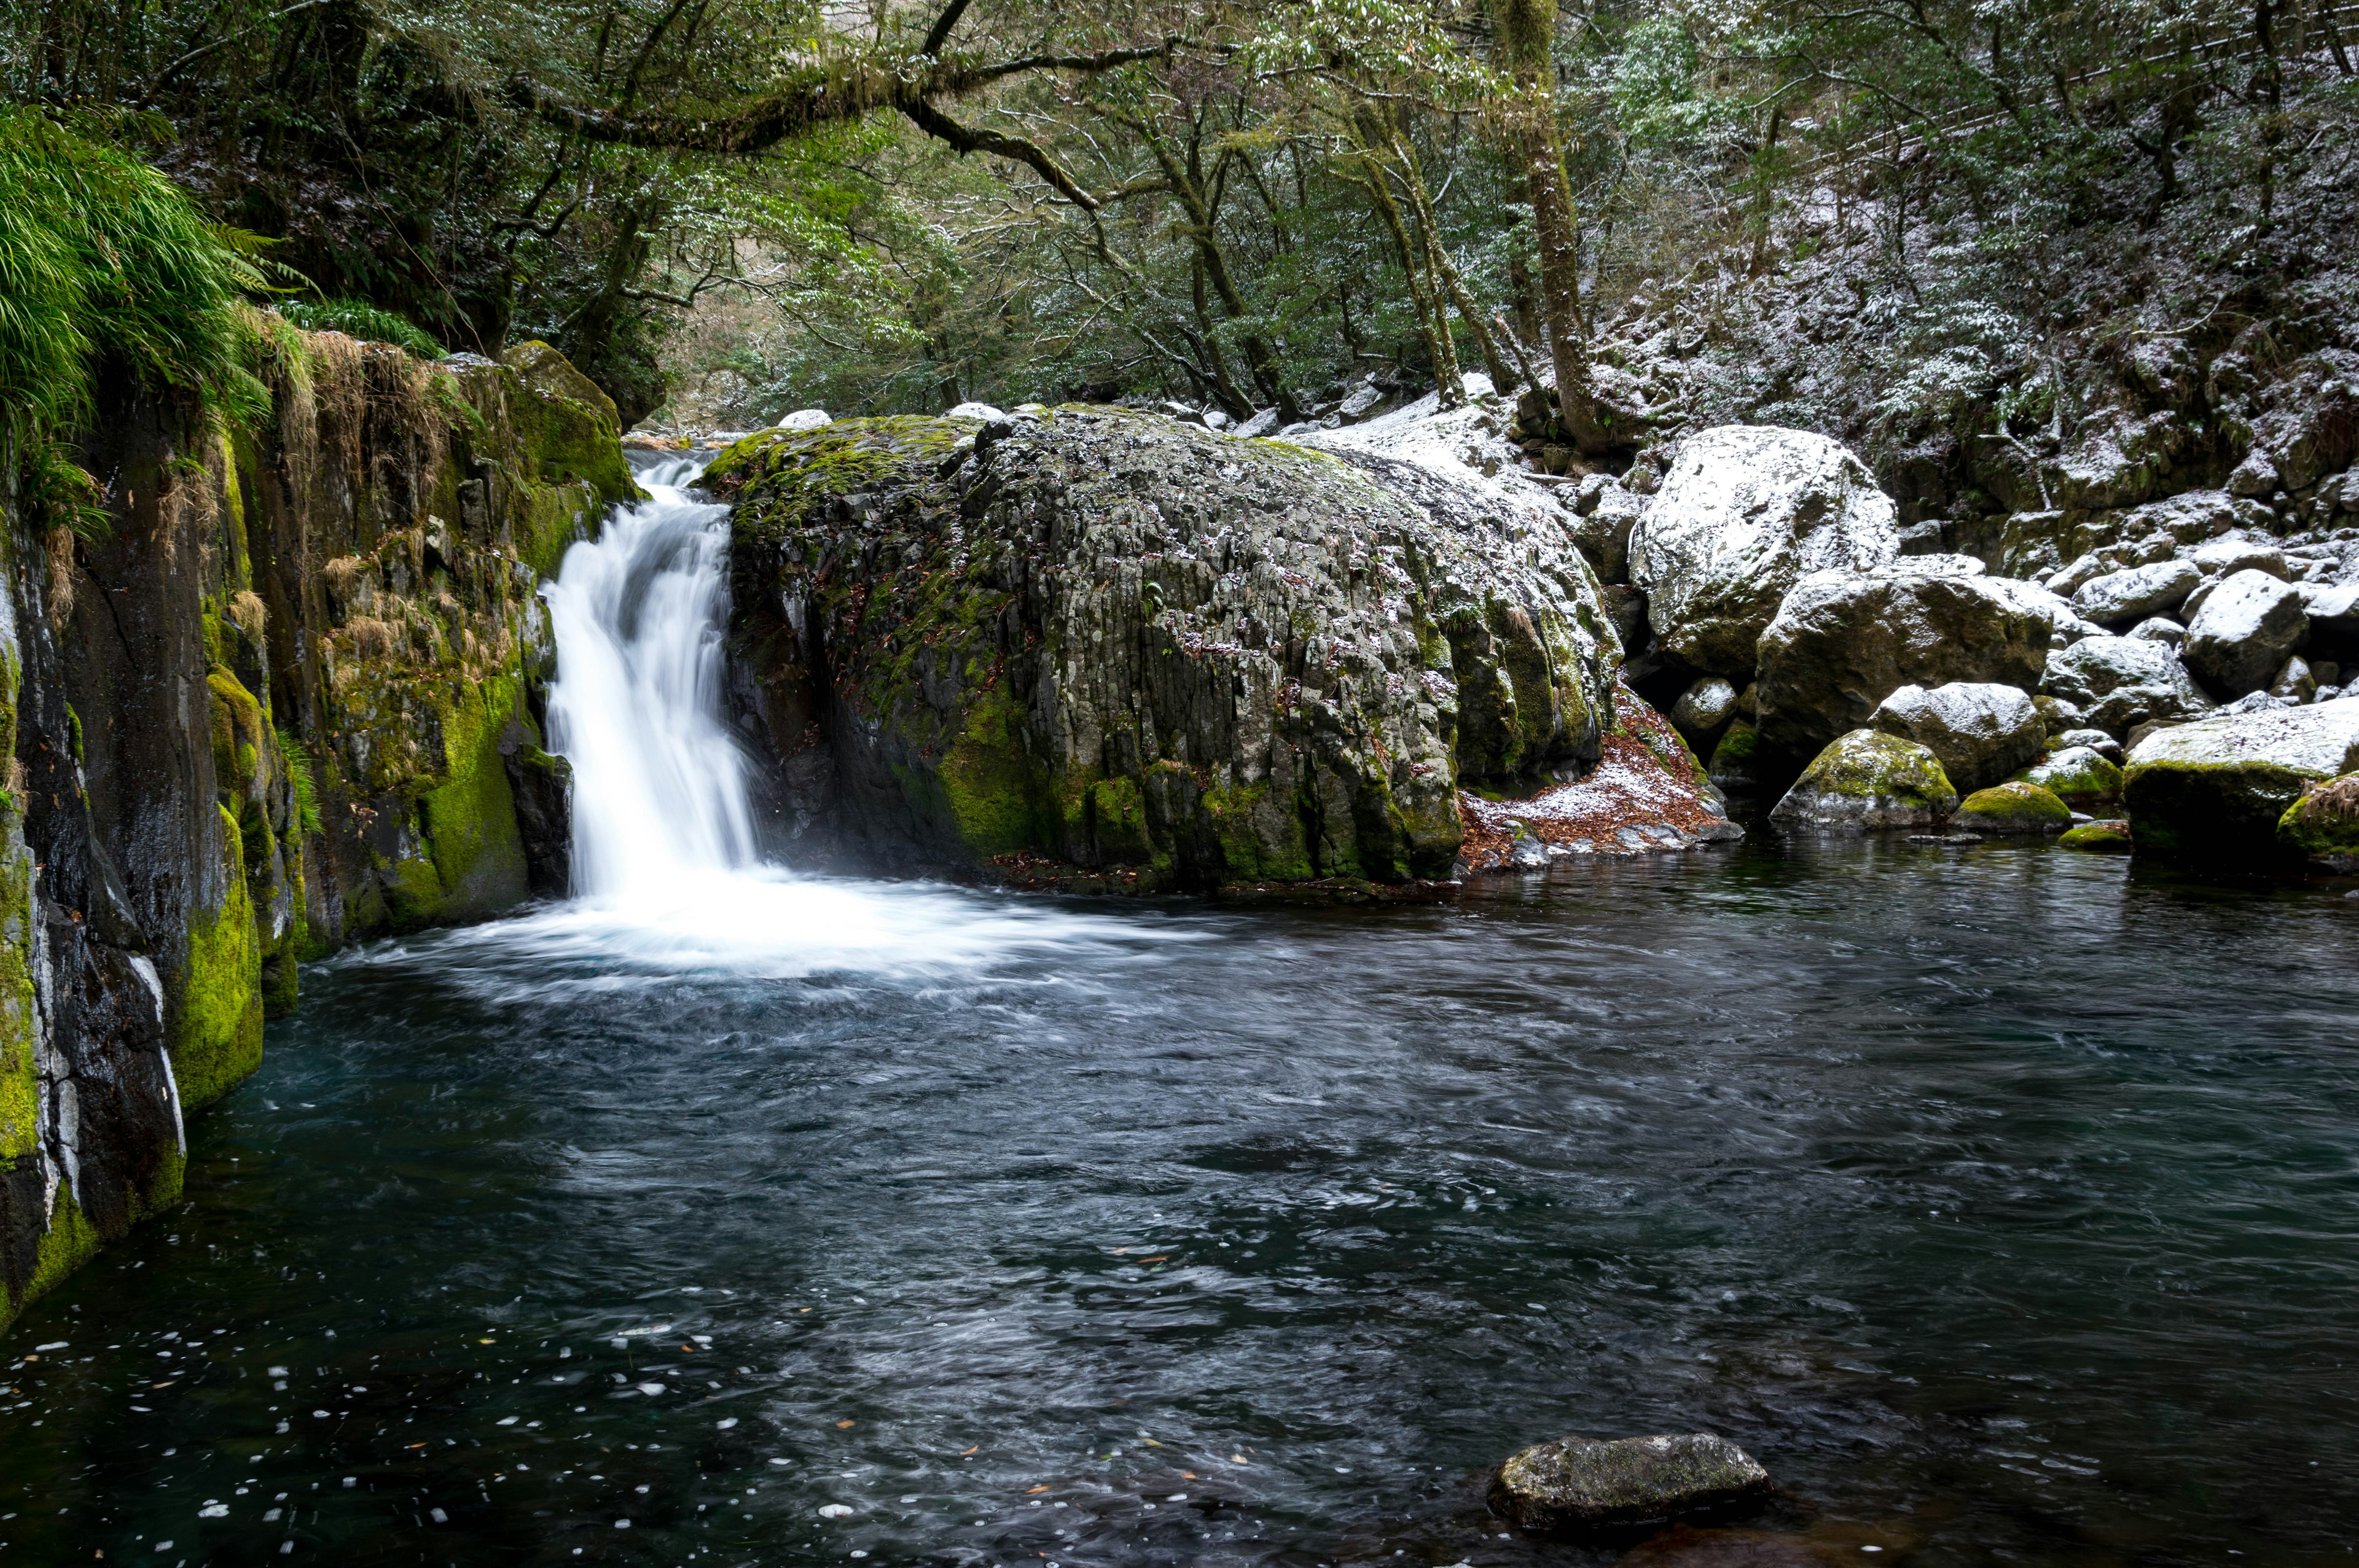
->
xmin=542 ymin=458 xmax=758 ymax=897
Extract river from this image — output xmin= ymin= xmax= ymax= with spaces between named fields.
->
xmin=2 ymin=470 xmax=2355 ymax=1567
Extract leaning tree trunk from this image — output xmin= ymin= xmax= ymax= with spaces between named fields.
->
xmin=1492 ymin=0 xmax=1610 ymax=453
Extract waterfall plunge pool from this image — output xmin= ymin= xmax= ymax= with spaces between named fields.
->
xmin=4 ymin=464 xmax=2357 ymax=1565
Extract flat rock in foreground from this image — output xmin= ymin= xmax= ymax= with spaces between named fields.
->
xmin=1492 ymin=1432 xmax=1773 ymax=1531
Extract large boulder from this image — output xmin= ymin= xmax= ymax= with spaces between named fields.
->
xmin=1491 ymin=1434 xmax=1772 ymax=1532
xmin=1869 ymin=681 xmax=2045 ymax=792
xmin=709 ymin=408 xmax=1621 ymax=888
xmin=2040 ymin=634 xmax=2214 ymax=736
xmin=1770 ymin=729 xmax=1959 ymax=830
xmin=2071 ymin=559 xmax=2199 ymax=626
xmin=1753 ymin=569 xmax=2054 ymax=755
xmin=1627 ymin=426 xmax=1898 ymax=675
xmin=2121 ymin=696 xmax=2359 ymax=861
xmin=2182 ymin=569 xmax=2309 ymax=696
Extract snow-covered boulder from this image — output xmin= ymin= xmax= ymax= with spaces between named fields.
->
xmin=2182 ymin=569 xmax=2310 ymax=696
xmin=1869 ymin=682 xmax=2045 ymax=792
xmin=1626 ymin=426 xmax=1899 ymax=676
xmin=2071 ymin=560 xmax=2199 ymax=626
xmin=2123 ymin=696 xmax=2359 ymax=860
xmin=1753 ymin=568 xmax=2055 ymax=756
xmin=2040 ymin=635 xmax=2214 ymax=736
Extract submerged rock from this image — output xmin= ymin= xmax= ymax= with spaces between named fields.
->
xmin=711 ymin=408 xmax=1620 ymax=888
xmin=1754 ymin=569 xmax=2053 ymax=756
xmin=1770 ymin=730 xmax=1959 ymax=830
xmin=1954 ymin=781 xmax=2073 ymax=835
xmin=1869 ymin=681 xmax=2045 ymax=792
xmin=2121 ymin=696 xmax=2359 ymax=861
xmin=1627 ymin=426 xmax=1899 ymax=676
xmin=1491 ymin=1433 xmax=1772 ymax=1532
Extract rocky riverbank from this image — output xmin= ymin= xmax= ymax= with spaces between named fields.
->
xmin=0 ymin=333 xmax=630 ymax=1333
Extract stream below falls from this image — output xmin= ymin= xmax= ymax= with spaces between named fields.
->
xmin=4 ymin=468 xmax=2358 ymax=1567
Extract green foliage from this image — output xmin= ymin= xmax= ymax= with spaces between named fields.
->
xmin=281 ymin=298 xmax=447 ymax=359
xmin=277 ymin=727 xmax=324 ymax=839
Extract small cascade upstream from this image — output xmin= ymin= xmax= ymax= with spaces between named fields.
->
xmin=541 ymin=457 xmax=757 ymax=894
xmin=501 ymin=456 xmax=1156 ymax=979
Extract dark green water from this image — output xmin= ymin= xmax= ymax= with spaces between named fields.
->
xmin=4 ymin=839 xmax=2357 ymax=1567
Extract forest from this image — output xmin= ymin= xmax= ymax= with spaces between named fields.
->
xmin=8 ymin=0 xmax=2355 ymax=475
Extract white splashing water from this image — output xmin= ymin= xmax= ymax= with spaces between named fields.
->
xmin=428 ymin=456 xmax=1198 ymax=985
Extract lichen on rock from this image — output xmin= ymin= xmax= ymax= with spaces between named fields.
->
xmin=716 ymin=407 xmax=1624 ymax=889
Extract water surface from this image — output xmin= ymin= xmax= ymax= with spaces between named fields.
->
xmin=6 ymin=841 xmax=2357 ymax=1567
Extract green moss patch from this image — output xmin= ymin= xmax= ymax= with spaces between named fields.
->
xmin=1956 ymin=781 xmax=2073 ymax=835
xmin=2059 ymin=819 xmax=2135 ymax=852
xmin=171 ymin=805 xmax=265 ymax=1109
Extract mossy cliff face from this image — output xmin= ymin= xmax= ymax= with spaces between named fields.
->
xmin=0 ymin=335 xmax=630 ymax=1335
xmin=713 ymin=408 xmax=1619 ymax=889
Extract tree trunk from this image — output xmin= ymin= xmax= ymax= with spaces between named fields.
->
xmin=1492 ymin=0 xmax=1608 ymax=451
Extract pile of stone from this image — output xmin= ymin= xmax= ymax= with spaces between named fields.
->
xmin=1562 ymin=421 xmax=2359 ymax=867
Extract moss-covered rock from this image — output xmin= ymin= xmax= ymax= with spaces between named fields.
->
xmin=2122 ymin=697 xmax=2359 ymax=862
xmin=1769 ymin=729 xmax=1959 ymax=830
xmin=2059 ymin=819 xmax=2135 ymax=852
xmin=2025 ymin=745 xmax=2123 ymax=809
xmin=2277 ymin=771 xmax=2359 ymax=871
xmin=718 ymin=408 xmax=1621 ymax=887
xmin=1706 ymin=719 xmax=1761 ymax=795
xmin=1955 ymin=781 xmax=2073 ymax=835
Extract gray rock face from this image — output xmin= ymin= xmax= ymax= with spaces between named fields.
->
xmin=1627 ymin=426 xmax=1899 ymax=675
xmin=2041 ymin=635 xmax=2215 ymax=736
xmin=714 ymin=409 xmax=1621 ymax=887
xmin=2180 ymin=535 xmax=2288 ymax=582
xmin=1753 ymin=569 xmax=2053 ymax=756
xmin=1671 ymin=677 xmax=1740 ymax=748
xmin=2072 ymin=559 xmax=2200 ymax=625
xmin=1770 ymin=730 xmax=1960 ymax=830
xmin=2123 ymin=696 xmax=2359 ymax=860
xmin=2183 ymin=569 xmax=2310 ymax=695
xmin=1491 ymin=1433 xmax=1772 ymax=1532
xmin=1870 ymin=682 xmax=2046 ymax=792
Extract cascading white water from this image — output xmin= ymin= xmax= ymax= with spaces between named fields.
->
xmin=541 ymin=458 xmax=758 ymax=895
xmin=487 ymin=454 xmax=1189 ymax=982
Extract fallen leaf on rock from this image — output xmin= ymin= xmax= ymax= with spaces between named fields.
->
xmin=835 ymin=1419 xmax=856 ymax=1429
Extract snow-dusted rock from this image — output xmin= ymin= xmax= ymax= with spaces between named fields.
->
xmin=2183 ymin=569 xmax=2310 ymax=695
xmin=2179 ymin=535 xmax=2288 ymax=582
xmin=2127 ymin=616 xmax=2187 ymax=649
xmin=2071 ymin=560 xmax=2199 ymax=625
xmin=945 ymin=401 xmax=1007 ymax=422
xmin=1753 ymin=568 xmax=2054 ymax=755
xmin=1869 ymin=682 xmax=2046 ymax=792
xmin=1626 ymin=426 xmax=1899 ymax=675
xmin=1770 ymin=730 xmax=1958 ymax=830
xmin=2122 ymin=696 xmax=2359 ymax=860
xmin=1670 ymin=677 xmax=1740 ymax=749
xmin=2041 ymin=635 xmax=2214 ymax=736
xmin=773 ymin=408 xmax=833 ymax=431
xmin=1232 ymin=408 xmax=1280 ymax=439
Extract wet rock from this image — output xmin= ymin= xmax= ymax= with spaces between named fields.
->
xmin=1769 ymin=730 xmax=1958 ymax=831
xmin=712 ymin=408 xmax=1620 ymax=887
xmin=1626 ymin=426 xmax=1899 ymax=675
xmin=2071 ymin=559 xmax=2199 ymax=625
xmin=2121 ymin=696 xmax=2359 ymax=861
xmin=2058 ymin=819 xmax=2135 ymax=852
xmin=1753 ymin=569 xmax=2053 ymax=757
xmin=2054 ymin=726 xmax=2124 ymax=761
xmin=1707 ymin=720 xmax=1763 ymax=796
xmin=1869 ymin=681 xmax=2044 ymax=792
xmin=2040 ymin=634 xmax=2215 ymax=736
xmin=1490 ymin=1433 xmax=1772 ymax=1532
xmin=1954 ymin=781 xmax=2073 ymax=835
xmin=1672 ymin=677 xmax=1741 ymax=750
xmin=2277 ymin=771 xmax=2359 ymax=870
xmin=2269 ymin=655 xmax=2317 ymax=703
xmin=2183 ymin=569 xmax=2310 ymax=696
xmin=2025 ymin=745 xmax=2123 ymax=809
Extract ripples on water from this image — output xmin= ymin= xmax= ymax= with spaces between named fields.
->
xmin=4 ymin=841 xmax=2356 ymax=1567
